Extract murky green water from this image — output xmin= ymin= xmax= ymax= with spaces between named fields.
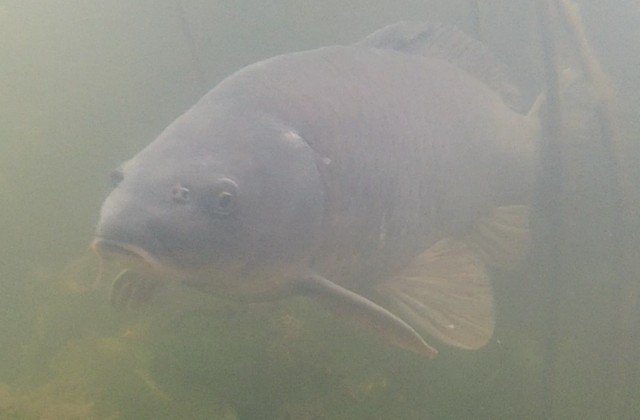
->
xmin=1 ymin=1 xmax=639 ymax=418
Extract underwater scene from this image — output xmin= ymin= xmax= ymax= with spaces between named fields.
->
xmin=1 ymin=1 xmax=639 ymax=418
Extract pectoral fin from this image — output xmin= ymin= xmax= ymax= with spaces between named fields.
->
xmin=110 ymin=269 xmax=164 ymax=310
xmin=375 ymin=237 xmax=494 ymax=350
xmin=293 ymin=273 xmax=438 ymax=358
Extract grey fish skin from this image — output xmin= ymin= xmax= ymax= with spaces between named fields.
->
xmin=204 ymin=44 xmax=535 ymax=289
xmin=93 ymin=22 xmax=537 ymax=356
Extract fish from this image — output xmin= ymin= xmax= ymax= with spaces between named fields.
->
xmin=91 ymin=22 xmax=539 ymax=358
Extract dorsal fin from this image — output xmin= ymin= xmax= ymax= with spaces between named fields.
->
xmin=358 ymin=21 xmax=522 ymax=109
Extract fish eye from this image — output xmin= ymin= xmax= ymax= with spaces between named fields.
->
xmin=209 ymin=178 xmax=238 ymax=216
xmin=218 ymin=191 xmax=233 ymax=209
xmin=171 ymin=184 xmax=190 ymax=204
xmin=110 ymin=169 xmax=124 ymax=187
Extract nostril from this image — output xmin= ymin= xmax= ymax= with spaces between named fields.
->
xmin=171 ymin=184 xmax=190 ymax=204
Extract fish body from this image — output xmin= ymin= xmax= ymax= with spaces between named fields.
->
xmin=93 ymin=22 xmax=537 ymax=357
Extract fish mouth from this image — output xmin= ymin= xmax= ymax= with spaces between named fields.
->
xmin=90 ymin=237 xmax=172 ymax=278
xmin=91 ymin=238 xmax=176 ymax=308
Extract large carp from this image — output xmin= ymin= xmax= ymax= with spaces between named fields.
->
xmin=92 ymin=22 xmax=538 ymax=357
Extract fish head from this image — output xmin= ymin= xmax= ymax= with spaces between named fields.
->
xmin=93 ymin=107 xmax=324 ymax=296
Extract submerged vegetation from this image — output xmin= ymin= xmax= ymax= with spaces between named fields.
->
xmin=0 ymin=254 xmax=540 ymax=418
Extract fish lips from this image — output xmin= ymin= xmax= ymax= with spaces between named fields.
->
xmin=91 ymin=237 xmax=174 ymax=308
xmin=90 ymin=237 xmax=180 ymax=280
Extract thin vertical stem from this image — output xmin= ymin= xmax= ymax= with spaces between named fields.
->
xmin=533 ymin=0 xmax=564 ymax=417
xmin=174 ymin=0 xmax=208 ymax=91
xmin=554 ymin=0 xmax=639 ymax=417
xmin=467 ymin=0 xmax=483 ymax=41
